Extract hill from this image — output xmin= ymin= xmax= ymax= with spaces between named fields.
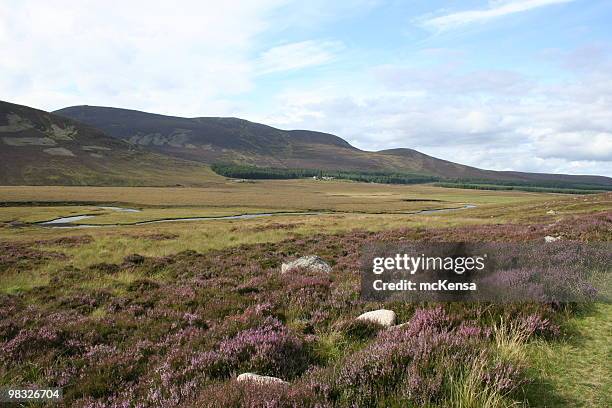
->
xmin=0 ymin=101 xmax=221 ymax=186
xmin=55 ymin=105 xmax=612 ymax=187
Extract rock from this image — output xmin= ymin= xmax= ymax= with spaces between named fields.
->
xmin=356 ymin=309 xmax=397 ymax=327
xmin=390 ymin=322 xmax=410 ymax=330
xmin=236 ymin=373 xmax=289 ymax=386
xmin=43 ymin=147 xmax=75 ymax=156
xmin=544 ymin=235 xmax=561 ymax=243
xmin=546 ymin=210 xmax=557 ymax=215
xmin=281 ymin=255 xmax=331 ymax=274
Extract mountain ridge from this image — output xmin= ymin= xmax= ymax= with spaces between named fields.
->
xmin=0 ymin=100 xmax=221 ymax=186
xmin=0 ymin=100 xmax=608 ymax=187
xmin=54 ymin=104 xmax=612 ymax=186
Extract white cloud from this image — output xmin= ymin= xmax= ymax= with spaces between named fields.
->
xmin=257 ymin=52 xmax=612 ymax=176
xmin=0 ymin=0 xmax=285 ymax=116
xmin=421 ymin=0 xmax=576 ymax=31
xmin=256 ymin=40 xmax=344 ymax=74
xmin=534 ymin=131 xmax=612 ymax=161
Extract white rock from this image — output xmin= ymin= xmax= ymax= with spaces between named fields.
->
xmin=546 ymin=210 xmax=557 ymax=215
xmin=236 ymin=373 xmax=289 ymax=386
xmin=356 ymin=309 xmax=397 ymax=327
xmin=544 ymin=235 xmax=561 ymax=243
xmin=281 ymin=255 xmax=331 ymax=274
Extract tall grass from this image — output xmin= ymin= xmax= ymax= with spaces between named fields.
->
xmin=446 ymin=352 xmax=521 ymax=408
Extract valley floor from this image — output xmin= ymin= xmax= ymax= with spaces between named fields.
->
xmin=0 ymin=183 xmax=609 ymax=407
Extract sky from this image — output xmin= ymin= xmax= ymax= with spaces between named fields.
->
xmin=1 ymin=0 xmax=611 ymax=176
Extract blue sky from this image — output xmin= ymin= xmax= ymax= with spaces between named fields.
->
xmin=1 ymin=0 xmax=611 ymax=176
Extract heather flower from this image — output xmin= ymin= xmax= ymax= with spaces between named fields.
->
xmin=519 ymin=314 xmax=560 ymax=337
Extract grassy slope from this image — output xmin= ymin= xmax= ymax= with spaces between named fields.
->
xmin=0 ymin=100 xmax=225 ymax=186
xmin=525 ymin=303 xmax=611 ymax=408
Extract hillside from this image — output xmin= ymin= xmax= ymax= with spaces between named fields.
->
xmin=54 ymin=105 xmax=364 ymax=169
xmin=0 ymin=101 xmax=222 ymax=186
xmin=55 ymin=105 xmax=612 ymax=187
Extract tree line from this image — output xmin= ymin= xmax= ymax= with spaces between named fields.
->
xmin=211 ymin=163 xmax=611 ymax=193
xmin=211 ymin=164 xmax=439 ymax=184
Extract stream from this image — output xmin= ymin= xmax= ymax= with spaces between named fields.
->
xmin=37 ymin=205 xmax=476 ymax=229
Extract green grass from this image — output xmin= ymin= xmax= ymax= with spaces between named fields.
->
xmin=1 ymin=269 xmax=50 ymax=294
xmin=524 ymin=303 xmax=612 ymax=407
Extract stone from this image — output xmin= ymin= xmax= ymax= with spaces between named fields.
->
xmin=43 ymin=147 xmax=75 ymax=156
xmin=356 ymin=309 xmax=397 ymax=327
xmin=544 ymin=235 xmax=561 ymax=243
xmin=236 ymin=373 xmax=289 ymax=386
xmin=281 ymin=255 xmax=331 ymax=274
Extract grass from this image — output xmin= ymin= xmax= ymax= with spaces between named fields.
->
xmin=0 ymin=190 xmax=608 ymax=288
xmin=492 ymin=319 xmax=529 ymax=363
xmin=446 ymin=352 xmax=519 ymax=408
xmin=0 ymin=205 xmax=101 ymax=223
xmin=0 ymin=180 xmax=553 ymax=210
xmin=1 ymin=268 xmax=51 ymax=295
xmin=0 ymin=183 xmax=609 ymax=406
xmin=524 ymin=303 xmax=612 ymax=407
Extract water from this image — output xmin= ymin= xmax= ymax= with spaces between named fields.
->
xmin=97 ymin=206 xmax=141 ymax=213
xmin=41 ymin=215 xmax=96 ymax=225
xmin=39 ymin=206 xmax=139 ymax=226
xmin=418 ymin=204 xmax=476 ymax=214
xmin=37 ymin=205 xmax=476 ymax=229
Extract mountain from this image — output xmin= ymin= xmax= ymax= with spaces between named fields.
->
xmin=0 ymin=101 xmax=221 ymax=186
xmin=54 ymin=105 xmax=379 ymax=170
xmin=55 ymin=105 xmax=611 ymax=186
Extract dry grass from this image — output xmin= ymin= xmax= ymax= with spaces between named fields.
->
xmin=0 ymin=186 xmax=608 ymax=297
xmin=0 ymin=180 xmax=553 ymax=210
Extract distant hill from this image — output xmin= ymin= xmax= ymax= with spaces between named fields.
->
xmin=0 ymin=101 xmax=221 ymax=186
xmin=55 ymin=105 xmax=612 ymax=187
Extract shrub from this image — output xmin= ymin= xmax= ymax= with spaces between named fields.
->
xmin=336 ymin=319 xmax=383 ymax=341
xmin=191 ymin=317 xmax=310 ymax=381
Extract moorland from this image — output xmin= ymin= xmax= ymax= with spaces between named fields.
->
xmin=1 ymin=180 xmax=610 ymax=407
xmin=1 ymin=98 xmax=611 ymax=407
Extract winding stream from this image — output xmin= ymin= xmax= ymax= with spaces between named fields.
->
xmin=36 ymin=204 xmax=477 ymax=229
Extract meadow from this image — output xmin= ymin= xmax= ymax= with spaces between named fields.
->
xmin=0 ymin=181 xmax=610 ymax=407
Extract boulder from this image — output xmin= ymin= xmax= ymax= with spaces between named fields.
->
xmin=356 ymin=309 xmax=397 ymax=327
xmin=281 ymin=255 xmax=331 ymax=274
xmin=544 ymin=235 xmax=561 ymax=243
xmin=236 ymin=373 xmax=289 ymax=386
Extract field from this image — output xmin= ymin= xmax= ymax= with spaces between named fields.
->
xmin=0 ymin=181 xmax=610 ymax=407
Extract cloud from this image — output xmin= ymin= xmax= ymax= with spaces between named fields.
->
xmin=421 ymin=0 xmax=576 ymax=31
xmin=374 ymin=65 xmax=533 ymax=95
xmin=534 ymin=131 xmax=612 ymax=161
xmin=256 ymin=40 xmax=344 ymax=74
xmin=256 ymin=48 xmax=612 ymax=177
xmin=0 ymin=0 xmax=284 ymax=116
xmin=1 ymin=1 xmax=610 ymax=177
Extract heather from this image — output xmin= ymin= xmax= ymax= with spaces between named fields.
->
xmin=0 ymin=210 xmax=609 ymax=406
